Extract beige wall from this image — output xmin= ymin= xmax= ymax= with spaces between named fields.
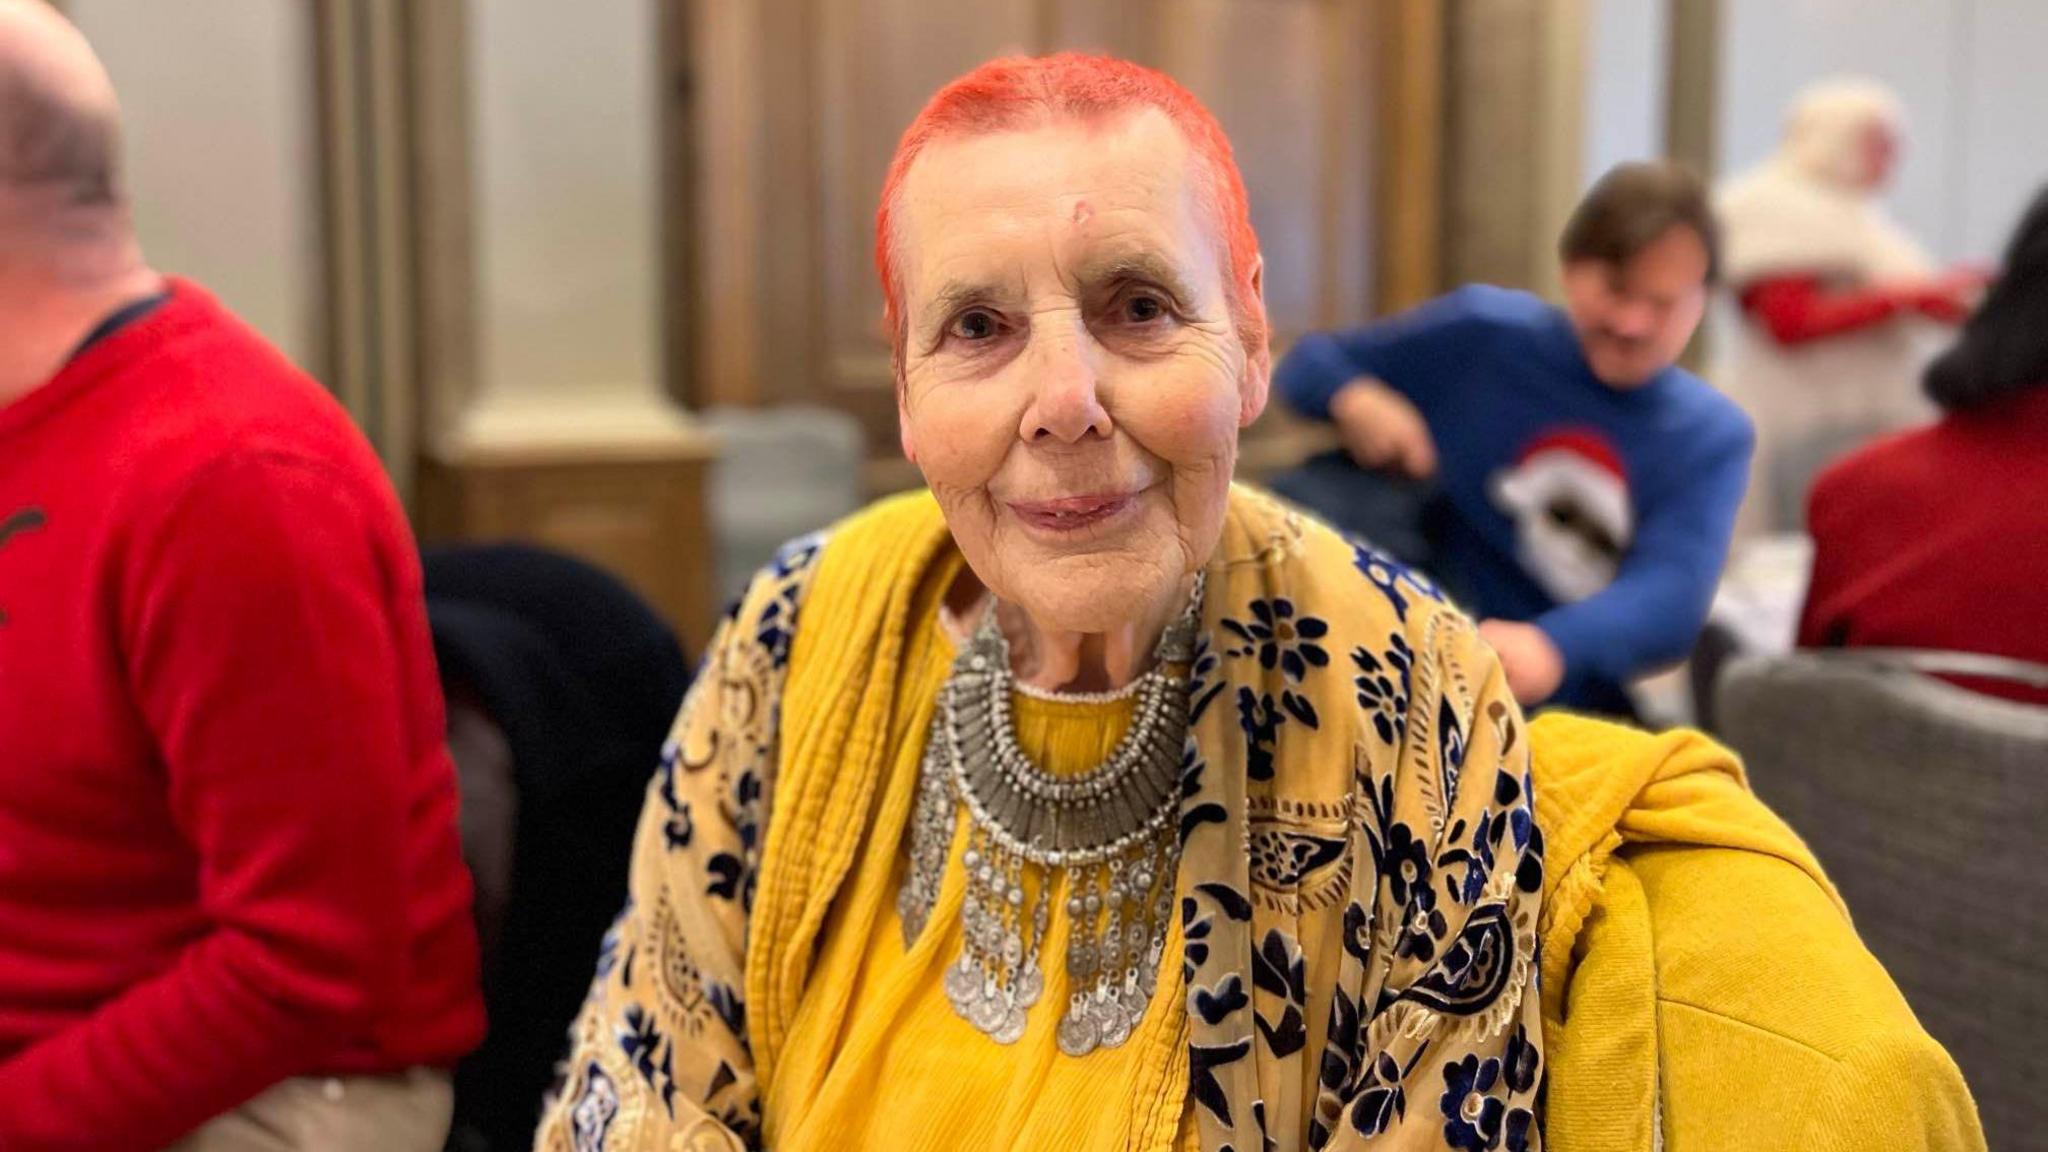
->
xmin=1718 ymin=0 xmax=2048 ymax=265
xmin=465 ymin=0 xmax=664 ymax=427
xmin=66 ymin=0 xmax=326 ymax=373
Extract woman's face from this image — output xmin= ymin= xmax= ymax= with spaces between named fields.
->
xmin=893 ymin=109 xmax=1266 ymax=634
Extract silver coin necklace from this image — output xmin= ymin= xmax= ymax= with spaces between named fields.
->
xmin=897 ymin=571 xmax=1203 ymax=1057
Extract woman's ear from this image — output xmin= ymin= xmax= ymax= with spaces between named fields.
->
xmin=1239 ymin=256 xmax=1271 ymax=428
xmin=896 ymin=375 xmax=918 ymax=466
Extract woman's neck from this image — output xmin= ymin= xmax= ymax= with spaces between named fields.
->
xmin=947 ymin=569 xmax=1194 ymax=694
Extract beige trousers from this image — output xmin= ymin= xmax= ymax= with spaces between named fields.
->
xmin=168 ymin=1067 xmax=453 ymax=1152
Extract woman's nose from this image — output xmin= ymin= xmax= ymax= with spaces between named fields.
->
xmin=1019 ymin=319 xmax=1112 ymax=444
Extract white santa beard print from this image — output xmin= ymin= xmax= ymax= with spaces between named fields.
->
xmin=1490 ymin=449 xmax=1633 ymax=603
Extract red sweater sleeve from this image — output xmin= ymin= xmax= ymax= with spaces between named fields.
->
xmin=1740 ymin=274 xmax=1908 ymax=345
xmin=0 ymin=453 xmax=415 ymax=1150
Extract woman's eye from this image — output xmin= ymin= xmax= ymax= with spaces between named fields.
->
xmin=1122 ymin=293 xmax=1167 ymax=323
xmin=948 ymin=309 xmax=1000 ymax=341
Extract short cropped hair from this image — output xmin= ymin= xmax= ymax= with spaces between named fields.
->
xmin=875 ymin=53 xmax=1265 ymax=364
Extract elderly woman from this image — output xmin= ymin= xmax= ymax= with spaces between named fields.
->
xmin=537 ymin=54 xmax=1544 ymax=1152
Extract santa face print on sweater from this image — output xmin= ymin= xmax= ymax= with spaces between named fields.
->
xmin=1488 ymin=428 xmax=1632 ymax=604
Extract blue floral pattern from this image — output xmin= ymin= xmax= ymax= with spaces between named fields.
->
xmin=1353 ymin=634 xmax=1414 ymax=747
xmin=567 ymin=1062 xmax=620 ymax=1152
xmin=1352 ymin=541 xmax=1447 ymax=624
xmin=1440 ymin=1054 xmax=1508 ymax=1151
xmin=1222 ymin=597 xmax=1328 ymax=731
xmin=617 ymin=1004 xmax=677 ymax=1115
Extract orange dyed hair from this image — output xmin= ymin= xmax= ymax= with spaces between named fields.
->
xmin=875 ymin=52 xmax=1266 ymax=364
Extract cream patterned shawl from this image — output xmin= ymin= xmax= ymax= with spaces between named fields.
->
xmin=537 ymin=487 xmax=1545 ymax=1151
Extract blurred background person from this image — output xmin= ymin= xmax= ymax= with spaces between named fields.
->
xmin=0 ymin=2 xmax=482 ymax=1148
xmin=1798 ymin=184 xmax=2048 ymax=705
xmin=1272 ymin=162 xmax=1751 ymax=717
xmin=1715 ymin=78 xmax=1987 ymax=539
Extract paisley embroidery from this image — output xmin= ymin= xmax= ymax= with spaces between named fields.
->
xmin=1249 ymin=828 xmax=1345 ymax=889
xmin=1402 ymin=903 xmax=1516 ymax=1016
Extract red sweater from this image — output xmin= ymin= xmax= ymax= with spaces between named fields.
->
xmin=1798 ymin=386 xmax=2048 ymax=706
xmin=0 ymin=281 xmax=484 ymax=1150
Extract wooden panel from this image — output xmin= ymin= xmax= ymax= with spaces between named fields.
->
xmin=1044 ymin=0 xmax=1161 ymax=57
xmin=692 ymin=0 xmax=766 ymax=408
xmin=658 ymin=0 xmax=699 ymax=406
xmin=1372 ymin=0 xmax=1443 ymax=313
xmin=1154 ymin=0 xmax=1372 ymax=343
xmin=754 ymin=0 xmax=825 ymax=410
xmin=814 ymin=0 xmax=1040 ymax=408
xmin=315 ymin=0 xmax=422 ymax=505
xmin=1444 ymin=0 xmax=1544 ymax=290
xmin=687 ymin=0 xmax=1402 ymax=480
xmin=421 ymin=451 xmax=718 ymax=657
xmin=407 ymin=0 xmax=480 ymax=450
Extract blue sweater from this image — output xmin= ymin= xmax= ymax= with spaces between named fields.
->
xmin=1275 ymin=285 xmax=1753 ymax=709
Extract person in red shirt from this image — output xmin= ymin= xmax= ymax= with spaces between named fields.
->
xmin=1799 ymin=185 xmax=2048 ymax=707
xmin=0 ymin=4 xmax=484 ymax=1148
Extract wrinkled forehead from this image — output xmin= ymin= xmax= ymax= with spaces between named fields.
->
xmin=892 ymin=108 xmax=1225 ymax=305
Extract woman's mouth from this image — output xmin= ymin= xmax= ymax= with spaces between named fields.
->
xmin=1007 ymin=492 xmax=1139 ymax=534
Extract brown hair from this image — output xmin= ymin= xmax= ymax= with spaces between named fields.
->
xmin=1558 ymin=161 xmax=1719 ymax=283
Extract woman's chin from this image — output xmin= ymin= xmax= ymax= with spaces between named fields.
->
xmin=1005 ymin=561 xmax=1182 ymax=637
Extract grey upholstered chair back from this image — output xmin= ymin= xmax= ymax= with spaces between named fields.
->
xmin=1716 ymin=651 xmax=2048 ymax=1149
xmin=1773 ymin=423 xmax=1888 ymax=531
xmin=704 ymin=406 xmax=866 ymax=603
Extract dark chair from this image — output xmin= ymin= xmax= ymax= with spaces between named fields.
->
xmin=426 ymin=544 xmax=692 ymax=1152
xmin=1716 ymin=650 xmax=2048 ymax=1151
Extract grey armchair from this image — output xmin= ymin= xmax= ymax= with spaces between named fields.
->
xmin=1716 ymin=651 xmax=2048 ymax=1150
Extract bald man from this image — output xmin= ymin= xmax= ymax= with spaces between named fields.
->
xmin=0 ymin=4 xmax=483 ymax=1149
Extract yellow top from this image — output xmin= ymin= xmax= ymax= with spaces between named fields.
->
xmin=775 ymin=601 xmax=1197 ymax=1152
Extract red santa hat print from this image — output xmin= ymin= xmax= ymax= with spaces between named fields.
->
xmin=1490 ymin=427 xmax=1634 ymax=603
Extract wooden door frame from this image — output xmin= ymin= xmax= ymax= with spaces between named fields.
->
xmin=1372 ymin=0 xmax=1446 ymax=315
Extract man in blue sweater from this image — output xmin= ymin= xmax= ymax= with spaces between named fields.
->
xmin=1277 ymin=162 xmax=1752 ymax=713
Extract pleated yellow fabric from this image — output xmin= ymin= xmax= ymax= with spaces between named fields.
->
xmin=775 ymin=624 xmax=1194 ymax=1152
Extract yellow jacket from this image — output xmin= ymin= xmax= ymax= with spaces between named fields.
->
xmin=1532 ymin=713 xmax=1984 ymax=1151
